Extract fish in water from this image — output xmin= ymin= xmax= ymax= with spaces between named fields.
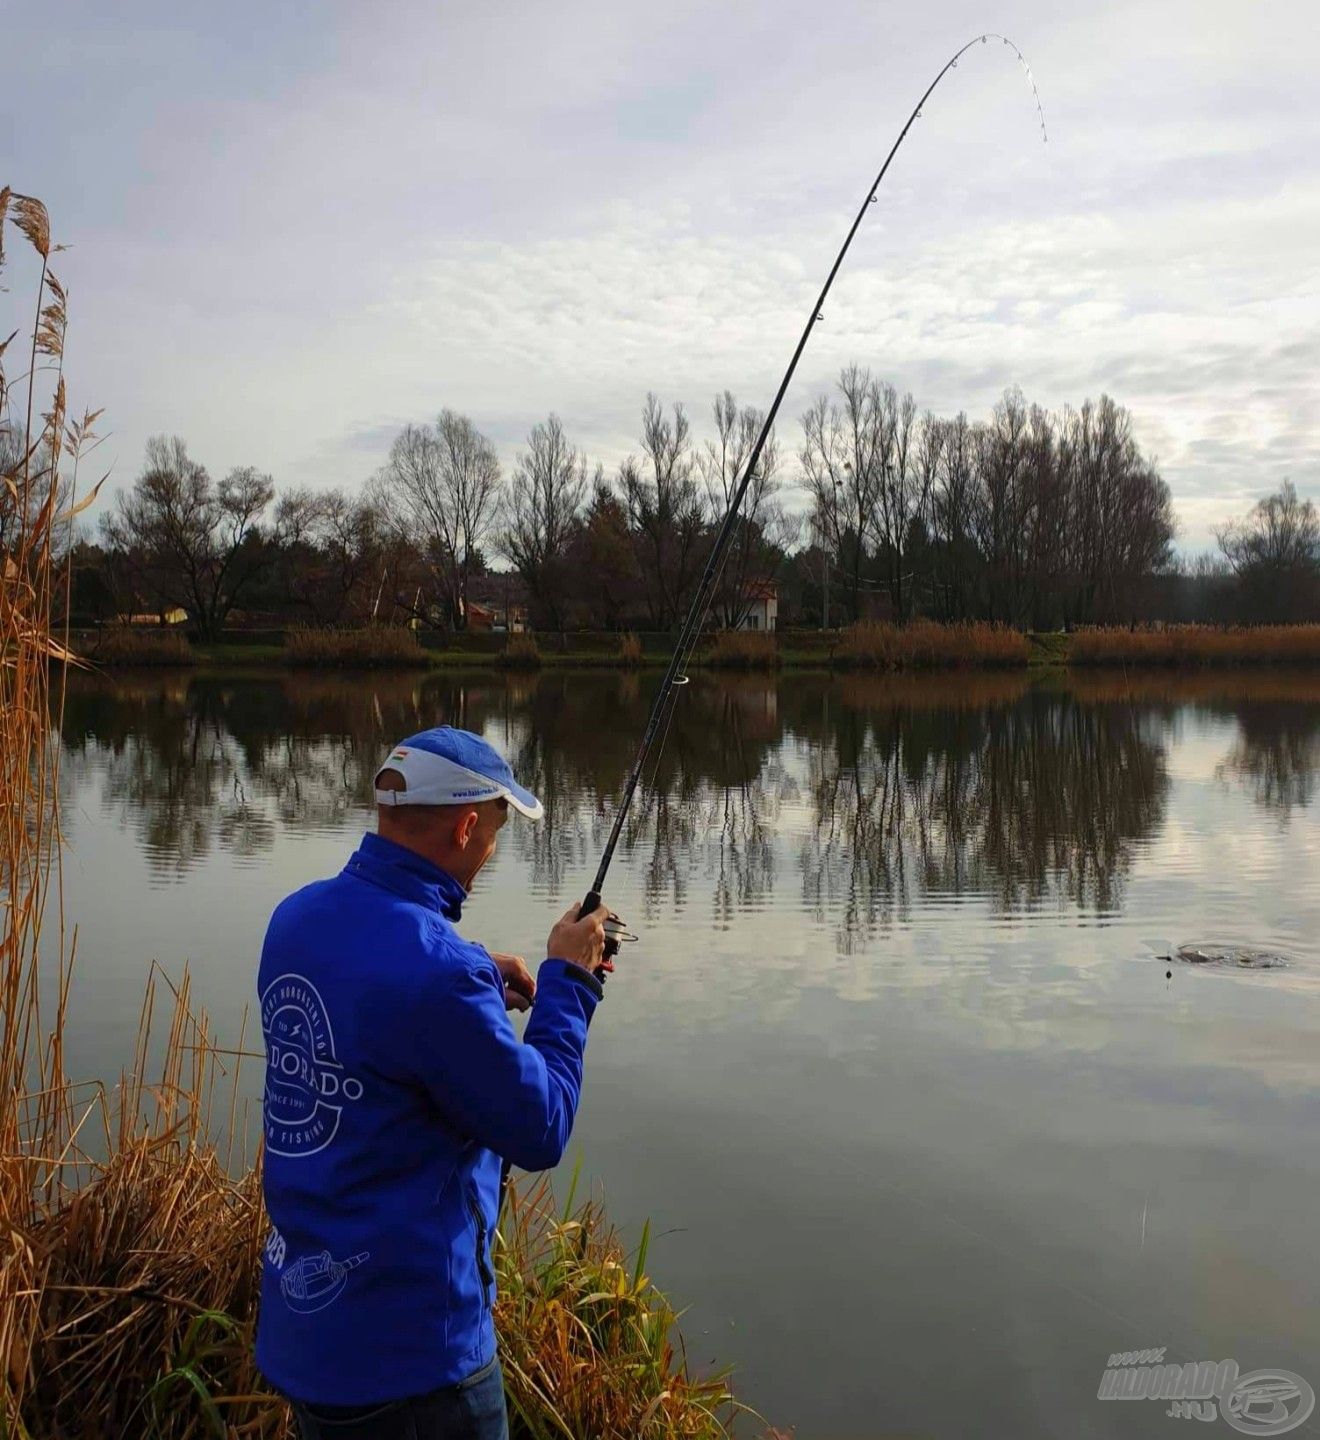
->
xmin=1166 ymin=943 xmax=1290 ymax=971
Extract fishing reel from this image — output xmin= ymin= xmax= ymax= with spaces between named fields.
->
xmin=577 ymin=889 xmax=637 ymax=981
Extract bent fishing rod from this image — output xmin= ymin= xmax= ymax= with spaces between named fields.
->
xmin=578 ymin=34 xmax=1046 ymax=965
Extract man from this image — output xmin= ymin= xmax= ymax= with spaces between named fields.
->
xmin=256 ymin=725 xmax=608 ymax=1440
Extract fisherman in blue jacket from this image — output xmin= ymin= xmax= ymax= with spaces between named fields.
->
xmin=256 ymin=725 xmax=608 ymax=1440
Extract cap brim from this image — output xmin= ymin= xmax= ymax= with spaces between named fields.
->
xmin=503 ymin=779 xmax=544 ymax=821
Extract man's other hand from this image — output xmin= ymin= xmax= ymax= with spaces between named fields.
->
xmin=547 ymin=902 xmax=608 ymax=974
xmin=490 ymin=951 xmax=536 ymax=1012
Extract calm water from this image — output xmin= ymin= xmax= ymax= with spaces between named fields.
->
xmin=54 ymin=667 xmax=1320 ymax=1439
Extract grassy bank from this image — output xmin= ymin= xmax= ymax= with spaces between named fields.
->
xmin=834 ymin=620 xmax=1030 ymax=670
xmin=284 ymin=624 xmax=431 ymax=668
xmin=90 ymin=626 xmax=198 ymax=666
xmin=1068 ymin=623 xmax=1320 ymax=667
xmin=76 ymin=620 xmax=1320 ymax=675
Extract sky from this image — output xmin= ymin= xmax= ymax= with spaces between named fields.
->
xmin=4 ymin=0 xmax=1317 ymax=551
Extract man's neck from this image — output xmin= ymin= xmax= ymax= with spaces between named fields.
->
xmin=376 ymin=827 xmax=470 ymax=893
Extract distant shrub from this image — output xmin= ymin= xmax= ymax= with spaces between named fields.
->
xmin=1069 ymin=624 xmax=1320 ymax=667
xmin=835 ymin=620 xmax=1029 ymax=670
xmin=92 ymin=626 xmax=196 ymax=667
xmin=284 ymin=625 xmax=427 ymax=669
xmin=498 ymin=633 xmax=543 ymax=669
xmin=704 ymin=630 xmax=779 ymax=670
xmin=616 ymin=632 xmax=643 ymax=667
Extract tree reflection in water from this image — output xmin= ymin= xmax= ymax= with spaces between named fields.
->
xmin=800 ymin=679 xmax=1170 ymax=952
xmin=56 ymin=670 xmax=1319 ymax=942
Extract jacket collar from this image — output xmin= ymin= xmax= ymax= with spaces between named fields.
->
xmin=343 ymin=831 xmax=466 ymax=920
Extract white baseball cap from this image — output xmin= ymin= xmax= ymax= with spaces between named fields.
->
xmin=373 ymin=726 xmax=544 ymax=820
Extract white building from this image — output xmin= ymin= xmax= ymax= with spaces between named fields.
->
xmin=738 ymin=581 xmax=778 ymax=631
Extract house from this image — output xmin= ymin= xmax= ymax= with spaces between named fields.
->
xmin=116 ymin=607 xmax=189 ymax=626
xmin=462 ymin=574 xmax=530 ymax=633
xmin=737 ymin=580 xmax=778 ymax=632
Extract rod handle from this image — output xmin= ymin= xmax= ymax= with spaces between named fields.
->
xmin=577 ymin=890 xmax=619 ymax=977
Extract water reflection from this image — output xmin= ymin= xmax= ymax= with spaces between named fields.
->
xmin=798 ymin=685 xmax=1170 ymax=949
xmin=1064 ymin=671 xmax=1320 ymax=820
xmin=49 ymin=667 xmax=1320 ymax=1440
xmin=1222 ymin=705 xmax=1320 ymax=816
xmin=58 ymin=668 xmax=1320 ymax=941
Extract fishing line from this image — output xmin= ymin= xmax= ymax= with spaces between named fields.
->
xmin=578 ymin=33 xmax=1048 ymax=939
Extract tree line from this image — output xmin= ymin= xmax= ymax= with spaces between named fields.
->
xmin=20 ymin=370 xmax=1315 ymax=638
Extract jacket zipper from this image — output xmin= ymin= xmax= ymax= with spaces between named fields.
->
xmin=468 ymin=1190 xmax=495 ymax=1307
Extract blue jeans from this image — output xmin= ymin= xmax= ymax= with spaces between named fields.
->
xmin=288 ymin=1356 xmax=508 ymax=1440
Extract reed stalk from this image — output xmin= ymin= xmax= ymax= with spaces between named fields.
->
xmin=1069 ymin=624 xmax=1320 ymax=667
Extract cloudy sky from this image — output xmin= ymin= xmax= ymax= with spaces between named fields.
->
xmin=6 ymin=0 xmax=1317 ymax=549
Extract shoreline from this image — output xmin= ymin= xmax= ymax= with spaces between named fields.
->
xmin=76 ymin=633 xmax=1320 ymax=674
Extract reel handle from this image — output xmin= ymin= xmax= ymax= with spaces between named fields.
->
xmin=578 ymin=889 xmax=620 ymax=977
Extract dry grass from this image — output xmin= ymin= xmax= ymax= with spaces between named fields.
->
xmin=92 ymin=625 xmax=196 ymax=666
xmin=835 ymin=619 xmax=1029 ymax=670
xmin=283 ymin=624 xmax=428 ymax=668
xmin=498 ymin=633 xmax=543 ymax=669
xmin=2 ymin=192 xmax=752 ymax=1439
xmin=703 ymin=631 xmax=779 ymax=671
xmin=616 ymin=632 xmax=643 ymax=668
xmin=1069 ymin=624 xmax=1320 ymax=667
xmin=498 ymin=1168 xmax=745 ymax=1439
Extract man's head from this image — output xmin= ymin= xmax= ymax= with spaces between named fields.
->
xmin=372 ymin=727 xmax=542 ymax=891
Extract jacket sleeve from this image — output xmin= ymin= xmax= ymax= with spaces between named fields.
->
xmin=402 ymin=948 xmax=603 ymax=1172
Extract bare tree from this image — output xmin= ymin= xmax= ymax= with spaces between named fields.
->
xmin=371 ymin=410 xmax=503 ymax=629
xmin=1217 ymin=480 xmax=1320 ymax=622
xmin=274 ymin=486 xmax=381 ymax=624
xmin=100 ymin=436 xmax=274 ymax=638
xmin=567 ymin=471 xmax=640 ymax=630
xmin=697 ymin=391 xmax=796 ymax=628
xmin=799 ymin=366 xmax=888 ymax=621
xmin=619 ymin=394 xmax=707 ymax=628
xmin=500 ymin=414 xmax=588 ymax=630
xmin=926 ymin=413 xmax=979 ymax=620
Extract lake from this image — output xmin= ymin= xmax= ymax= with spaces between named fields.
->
xmin=53 ymin=666 xmax=1320 ymax=1439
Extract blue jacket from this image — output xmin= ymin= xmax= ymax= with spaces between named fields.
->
xmin=255 ymin=832 xmax=603 ymax=1405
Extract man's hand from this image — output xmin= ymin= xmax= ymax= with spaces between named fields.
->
xmin=547 ymin=902 xmax=608 ymax=975
xmin=490 ymin=951 xmax=536 ymax=1012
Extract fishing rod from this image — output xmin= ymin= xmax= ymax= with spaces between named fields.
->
xmin=578 ymin=34 xmax=1047 ymax=962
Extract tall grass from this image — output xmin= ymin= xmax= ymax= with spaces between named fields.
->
xmin=498 ymin=633 xmax=543 ymax=669
xmin=835 ymin=619 xmax=1029 ymax=670
xmin=92 ymin=625 xmax=197 ymax=666
xmin=703 ymin=630 xmax=779 ymax=671
xmin=2 ymin=193 xmax=755 ymax=1439
xmin=284 ymin=623 xmax=428 ymax=668
xmin=499 ymin=1168 xmax=745 ymax=1439
xmin=617 ymin=631 xmax=644 ymax=668
xmin=1069 ymin=624 xmax=1320 ymax=667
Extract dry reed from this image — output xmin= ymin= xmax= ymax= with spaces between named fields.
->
xmin=703 ymin=631 xmax=779 ymax=671
xmin=497 ymin=633 xmax=543 ymax=669
xmin=283 ymin=624 xmax=428 ymax=668
xmin=2 ymin=192 xmax=751 ymax=1438
xmin=835 ymin=619 xmax=1029 ymax=670
xmin=1069 ymin=624 xmax=1320 ymax=667
xmin=92 ymin=625 xmax=197 ymax=667
xmin=616 ymin=631 xmax=643 ymax=668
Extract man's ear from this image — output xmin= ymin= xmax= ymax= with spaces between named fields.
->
xmin=454 ymin=807 xmax=481 ymax=849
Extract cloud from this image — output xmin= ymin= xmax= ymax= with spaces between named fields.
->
xmin=8 ymin=0 xmax=1318 ymax=552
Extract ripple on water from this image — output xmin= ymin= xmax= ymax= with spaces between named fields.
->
xmin=1174 ymin=942 xmax=1292 ymax=971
